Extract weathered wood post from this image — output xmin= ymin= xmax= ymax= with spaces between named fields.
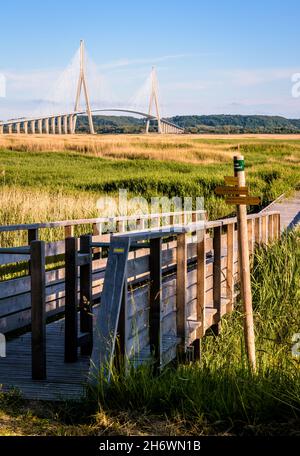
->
xmin=116 ymin=263 xmax=128 ymax=371
xmin=261 ymin=215 xmax=267 ymax=245
xmin=80 ymin=234 xmax=93 ymax=355
xmin=30 ymin=240 xmax=46 ymax=380
xmin=65 ymin=237 xmax=78 ymax=362
xmin=149 ymin=237 xmax=162 ymax=372
xmin=28 ymin=228 xmax=39 ymax=274
xmin=212 ymin=225 xmax=222 ymax=334
xmin=254 ymin=216 xmax=260 ymax=245
xmin=247 ymin=219 xmax=253 ymax=255
xmin=176 ymin=233 xmax=187 ymax=358
xmin=268 ymin=214 xmax=274 ymax=242
xmin=195 ymin=227 xmax=206 ymax=359
xmin=234 ymin=155 xmax=256 ymax=371
xmin=64 ymin=225 xmax=74 ymax=238
xmin=226 ymin=223 xmax=234 ymax=311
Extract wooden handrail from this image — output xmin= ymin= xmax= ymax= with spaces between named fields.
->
xmin=0 ymin=209 xmax=206 ymax=233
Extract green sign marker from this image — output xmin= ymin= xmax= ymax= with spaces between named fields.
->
xmin=234 ymin=158 xmax=245 ymax=171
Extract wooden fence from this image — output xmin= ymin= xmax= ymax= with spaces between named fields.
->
xmin=0 ymin=210 xmax=205 ymax=334
xmin=0 ymin=210 xmax=280 ymax=379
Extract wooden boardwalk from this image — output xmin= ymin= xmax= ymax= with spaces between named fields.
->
xmin=0 ymin=272 xmax=231 ymax=401
xmin=0 ymin=209 xmax=284 ymax=402
xmin=263 ymin=191 xmax=300 ymax=231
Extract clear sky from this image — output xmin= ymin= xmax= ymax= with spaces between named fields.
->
xmin=1 ymin=0 xmax=300 ymax=118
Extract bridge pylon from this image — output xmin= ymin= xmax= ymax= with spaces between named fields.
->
xmin=146 ymin=67 xmax=162 ymax=134
xmin=73 ymin=40 xmax=95 ymax=135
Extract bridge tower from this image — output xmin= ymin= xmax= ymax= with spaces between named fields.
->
xmin=73 ymin=40 xmax=95 ymax=134
xmin=146 ymin=67 xmax=162 ymax=134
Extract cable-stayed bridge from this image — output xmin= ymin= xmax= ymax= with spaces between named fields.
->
xmin=0 ymin=41 xmax=184 ymax=135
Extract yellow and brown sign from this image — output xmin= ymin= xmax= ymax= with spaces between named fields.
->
xmin=225 ymin=196 xmax=261 ymax=205
xmin=224 ymin=176 xmax=239 ymax=186
xmin=215 ymin=186 xmax=249 ymax=196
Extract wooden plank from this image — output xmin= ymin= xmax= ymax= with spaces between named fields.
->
xmin=0 ymin=252 xmax=30 ymax=265
xmin=28 ymin=228 xmax=39 ymax=244
xmin=79 ymin=235 xmax=93 ymax=355
xmin=226 ymin=223 xmax=234 ymax=311
xmin=64 ymin=237 xmax=78 ymax=362
xmin=89 ymin=236 xmax=131 ymax=383
xmin=30 ymin=241 xmax=46 ymax=380
xmin=215 ymin=186 xmax=248 ymax=196
xmin=224 ymin=176 xmax=239 ymax=185
xmin=196 ymin=229 xmax=206 ymax=338
xmin=176 ymin=233 xmax=187 ymax=353
xmin=274 ymin=213 xmax=280 ymax=240
xmin=116 ymin=264 xmax=128 ymax=368
xmin=149 ymin=238 xmax=162 ymax=371
xmin=65 ymin=225 xmax=74 ymax=237
xmin=254 ymin=217 xmax=260 ymax=245
xmin=268 ymin=214 xmax=274 ymax=242
xmin=261 ymin=215 xmax=267 ymax=245
xmin=212 ymin=226 xmax=222 ymax=333
xmin=247 ymin=219 xmax=253 ymax=254
xmin=225 ymin=196 xmax=261 ymax=205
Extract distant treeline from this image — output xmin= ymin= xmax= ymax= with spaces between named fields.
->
xmin=77 ymin=114 xmax=300 ymax=134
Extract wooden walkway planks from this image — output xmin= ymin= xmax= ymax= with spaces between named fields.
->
xmin=264 ymin=191 xmax=300 ymax=231
xmin=0 ymin=315 xmax=90 ymax=401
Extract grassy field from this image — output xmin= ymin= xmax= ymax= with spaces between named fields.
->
xmin=0 ymin=134 xmax=300 ymax=232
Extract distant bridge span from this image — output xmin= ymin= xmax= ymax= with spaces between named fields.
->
xmin=0 ymin=107 xmax=184 ymax=135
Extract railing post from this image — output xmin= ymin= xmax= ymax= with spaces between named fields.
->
xmin=254 ymin=216 xmax=260 ymax=245
xmin=212 ymin=225 xmax=222 ymax=334
xmin=80 ymin=234 xmax=93 ymax=355
xmin=117 ymin=220 xmax=125 ymax=233
xmin=65 ymin=237 xmax=78 ymax=362
xmin=64 ymin=225 xmax=74 ymax=238
xmin=247 ymin=219 xmax=253 ymax=255
xmin=275 ymin=214 xmax=281 ymax=239
xmin=268 ymin=214 xmax=274 ymax=242
xmin=30 ymin=240 xmax=46 ymax=380
xmin=149 ymin=237 xmax=162 ymax=373
xmin=176 ymin=233 xmax=187 ymax=355
xmin=226 ymin=223 xmax=234 ymax=311
xmin=93 ymin=222 xmax=102 ymax=259
xmin=116 ymin=265 xmax=128 ymax=370
xmin=195 ymin=228 xmax=206 ymax=359
xmin=28 ymin=228 xmax=39 ymax=274
xmin=261 ymin=215 xmax=267 ymax=245
xmin=28 ymin=228 xmax=39 ymax=244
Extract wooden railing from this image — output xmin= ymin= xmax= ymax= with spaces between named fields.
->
xmin=0 ymin=210 xmax=205 ymax=334
xmin=0 ymin=210 xmax=281 ymax=379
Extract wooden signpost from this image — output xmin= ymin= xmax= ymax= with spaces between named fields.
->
xmin=215 ymin=186 xmax=249 ymax=196
xmin=225 ymin=196 xmax=260 ymax=205
xmin=215 ymin=155 xmax=260 ymax=371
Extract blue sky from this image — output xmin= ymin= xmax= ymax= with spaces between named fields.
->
xmin=1 ymin=0 xmax=300 ymax=118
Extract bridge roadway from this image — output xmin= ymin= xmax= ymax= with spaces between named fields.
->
xmin=0 ymin=108 xmax=184 ymax=135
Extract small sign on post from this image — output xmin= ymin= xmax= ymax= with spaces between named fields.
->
xmin=215 ymin=156 xmax=258 ymax=371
